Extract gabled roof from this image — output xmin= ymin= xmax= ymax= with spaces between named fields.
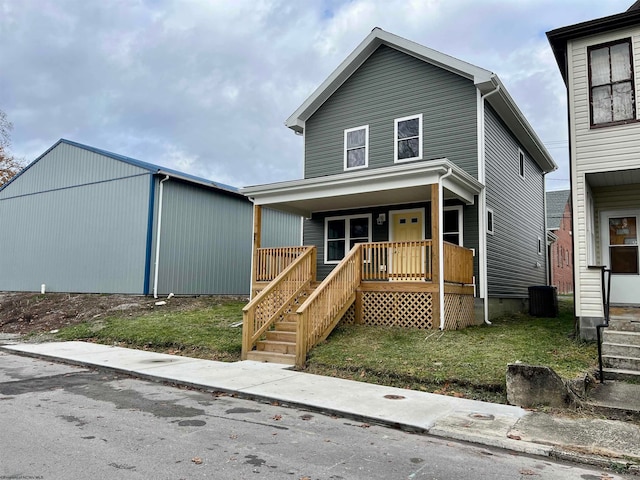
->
xmin=286 ymin=27 xmax=556 ymax=174
xmin=547 ymin=6 xmax=640 ymax=84
xmin=546 ymin=189 xmax=571 ymax=231
xmin=1 ymin=139 xmax=241 ymax=197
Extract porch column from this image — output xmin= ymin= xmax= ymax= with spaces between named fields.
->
xmin=431 ymin=185 xmax=440 ymax=328
xmin=250 ymin=204 xmax=262 ymax=298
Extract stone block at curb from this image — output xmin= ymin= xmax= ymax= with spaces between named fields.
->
xmin=506 ymin=363 xmax=575 ymax=408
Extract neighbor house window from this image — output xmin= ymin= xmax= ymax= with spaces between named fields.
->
xmin=394 ymin=114 xmax=422 ymax=162
xmin=325 ymin=214 xmax=371 ymax=263
xmin=344 ymin=125 xmax=369 ymax=170
xmin=518 ymin=149 xmax=525 ymax=178
xmin=589 ymin=38 xmax=636 ymax=126
xmin=487 ymin=208 xmax=494 ymax=235
xmin=443 ymin=206 xmax=463 ymax=246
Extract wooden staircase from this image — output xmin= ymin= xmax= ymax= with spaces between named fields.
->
xmin=245 ymin=286 xmax=315 ymax=365
xmin=602 ymin=310 xmax=640 ymax=381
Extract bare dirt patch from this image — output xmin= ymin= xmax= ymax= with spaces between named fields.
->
xmin=0 ymin=292 xmax=247 ymax=336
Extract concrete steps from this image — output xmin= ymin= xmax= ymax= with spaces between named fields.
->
xmin=601 ymin=314 xmax=640 ymax=382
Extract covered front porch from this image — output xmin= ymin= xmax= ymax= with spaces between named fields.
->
xmin=241 ymin=160 xmax=483 ymax=365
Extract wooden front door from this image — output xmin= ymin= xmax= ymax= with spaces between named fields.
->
xmin=390 ymin=209 xmax=425 ymax=280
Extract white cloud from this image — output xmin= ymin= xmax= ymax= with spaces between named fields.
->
xmin=0 ymin=0 xmax=634 ymax=191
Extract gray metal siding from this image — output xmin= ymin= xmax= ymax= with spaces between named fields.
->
xmin=0 ymin=142 xmax=148 ymax=199
xmin=151 ymin=180 xmax=253 ymax=296
xmin=261 ymin=207 xmax=302 ymax=248
xmin=0 ymin=174 xmax=150 ymax=293
xmin=485 ymin=106 xmax=547 ymax=298
xmin=305 ymin=45 xmax=478 ymax=179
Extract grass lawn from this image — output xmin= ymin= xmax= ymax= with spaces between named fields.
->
xmin=56 ymin=296 xmax=597 ymax=403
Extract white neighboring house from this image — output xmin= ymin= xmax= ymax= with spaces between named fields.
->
xmin=548 ymin=3 xmax=640 ymax=339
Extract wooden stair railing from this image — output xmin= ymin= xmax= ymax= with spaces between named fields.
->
xmin=294 ymin=244 xmax=362 ymax=367
xmin=242 ymin=246 xmax=316 ymax=361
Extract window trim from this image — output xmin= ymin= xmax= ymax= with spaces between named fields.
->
xmin=587 ymin=38 xmax=637 ymax=128
xmin=487 ymin=208 xmax=494 ymax=235
xmin=443 ymin=205 xmax=464 ymax=246
xmin=538 ymin=236 xmax=543 ymax=256
xmin=324 ymin=214 xmax=372 ymax=264
xmin=394 ymin=114 xmax=423 ymax=163
xmin=518 ymin=149 xmax=525 ymax=179
xmin=343 ymin=125 xmax=369 ymax=171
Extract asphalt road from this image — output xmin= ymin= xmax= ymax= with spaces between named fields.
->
xmin=0 ymin=351 xmax=633 ymax=480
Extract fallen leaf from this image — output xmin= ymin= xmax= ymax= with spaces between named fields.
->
xmin=191 ymin=457 xmax=203 ymax=465
xmin=273 ymin=414 xmax=282 ymax=421
xmin=360 ymin=423 xmax=371 ymax=428
xmin=507 ymin=433 xmax=522 ymax=440
xmin=519 ymin=469 xmax=538 ymax=476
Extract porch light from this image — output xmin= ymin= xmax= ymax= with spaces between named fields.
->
xmin=377 ymin=213 xmax=386 ymax=225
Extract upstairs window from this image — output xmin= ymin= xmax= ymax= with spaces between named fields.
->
xmin=518 ymin=150 xmax=525 ymax=178
xmin=589 ymin=39 xmax=636 ymax=127
xmin=394 ymin=114 xmax=422 ymax=162
xmin=344 ymin=125 xmax=369 ymax=170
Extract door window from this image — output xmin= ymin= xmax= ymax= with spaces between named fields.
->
xmin=608 ymin=216 xmax=638 ymax=274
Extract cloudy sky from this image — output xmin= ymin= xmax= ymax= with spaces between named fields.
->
xmin=0 ymin=0 xmax=634 ymax=191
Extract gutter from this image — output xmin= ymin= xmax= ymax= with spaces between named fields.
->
xmin=478 ymin=83 xmax=501 ymax=326
xmin=153 ymin=175 xmax=170 ymax=298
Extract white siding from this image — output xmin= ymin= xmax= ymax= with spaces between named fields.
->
xmin=567 ymin=28 xmax=640 ymax=317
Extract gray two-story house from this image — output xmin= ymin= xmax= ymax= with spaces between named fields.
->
xmin=241 ymin=28 xmax=556 ymax=366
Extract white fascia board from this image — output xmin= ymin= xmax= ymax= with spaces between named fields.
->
xmin=243 ymin=159 xmax=483 ymax=208
xmin=286 ymin=28 xmax=494 ymax=132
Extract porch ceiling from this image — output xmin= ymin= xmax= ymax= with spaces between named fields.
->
xmin=587 ymin=168 xmax=640 ymax=188
xmin=242 ymin=159 xmax=483 ymax=217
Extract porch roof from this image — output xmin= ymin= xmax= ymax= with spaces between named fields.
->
xmin=242 ymin=159 xmax=483 ymax=217
xmin=586 ymin=168 xmax=640 ymax=188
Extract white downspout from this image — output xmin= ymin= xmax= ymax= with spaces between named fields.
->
xmin=438 ymin=167 xmax=453 ymax=330
xmin=479 ymin=83 xmax=500 ymax=325
xmin=153 ymin=175 xmax=170 ymax=299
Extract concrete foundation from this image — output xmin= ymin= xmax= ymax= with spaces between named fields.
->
xmin=488 ymin=297 xmax=528 ymax=320
xmin=578 ymin=316 xmax=604 ymax=342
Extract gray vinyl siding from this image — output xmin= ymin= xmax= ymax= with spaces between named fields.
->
xmin=0 ymin=174 xmax=150 ymax=293
xmin=485 ymin=106 xmax=547 ymax=297
xmin=150 ymin=180 xmax=253 ymax=296
xmin=304 ymin=45 xmax=478 ymax=179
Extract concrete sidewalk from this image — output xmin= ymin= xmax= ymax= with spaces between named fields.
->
xmin=2 ymin=341 xmax=639 ymax=472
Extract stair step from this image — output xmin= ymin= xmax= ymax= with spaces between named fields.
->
xmin=601 ymin=368 xmax=640 ymax=382
xmin=266 ymin=330 xmax=296 ymax=342
xmin=603 ymin=330 xmax=640 ymax=347
xmin=602 ymin=355 xmax=640 ymax=371
xmin=607 ymin=318 xmax=640 ymax=333
xmin=245 ymin=350 xmax=296 ymax=365
xmin=256 ymin=340 xmax=296 ymax=355
xmin=274 ymin=321 xmax=297 ymax=332
xmin=601 ymin=342 xmax=640 ymax=358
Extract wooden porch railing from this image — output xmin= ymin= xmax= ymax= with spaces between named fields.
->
xmin=242 ymin=246 xmax=316 ymax=359
xmin=443 ymin=241 xmax=474 ymax=284
xmin=254 ymin=246 xmax=310 ymax=282
xmin=361 ymin=241 xmax=432 ymax=281
xmin=294 ymin=244 xmax=362 ymax=366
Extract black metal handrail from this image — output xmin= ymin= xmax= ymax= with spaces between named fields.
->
xmin=596 ymin=267 xmax=611 ymax=383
